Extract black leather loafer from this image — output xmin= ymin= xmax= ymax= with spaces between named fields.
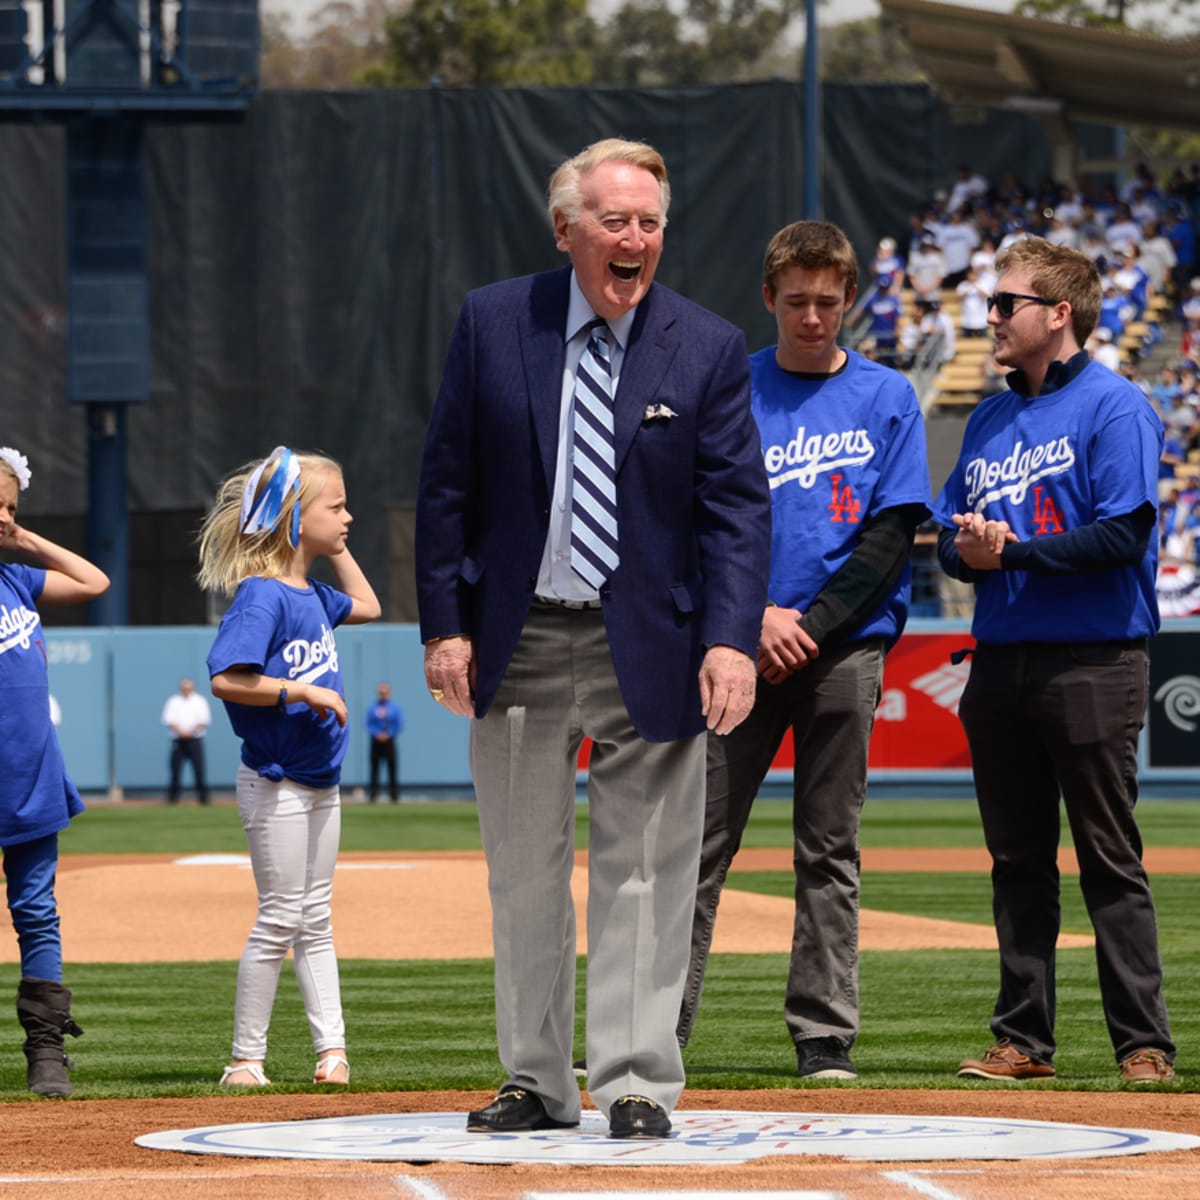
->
xmin=466 ymin=1085 xmax=577 ymax=1132
xmin=608 ymin=1094 xmax=672 ymax=1139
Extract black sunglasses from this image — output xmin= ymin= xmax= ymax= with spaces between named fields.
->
xmin=986 ymin=292 xmax=1060 ymax=318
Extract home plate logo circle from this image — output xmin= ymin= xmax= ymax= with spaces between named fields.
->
xmin=135 ymin=1109 xmax=1200 ymax=1164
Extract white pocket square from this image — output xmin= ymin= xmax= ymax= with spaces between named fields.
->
xmin=643 ymin=403 xmax=678 ymax=421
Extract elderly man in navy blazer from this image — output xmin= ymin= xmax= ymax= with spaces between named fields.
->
xmin=415 ymin=138 xmax=770 ymax=1140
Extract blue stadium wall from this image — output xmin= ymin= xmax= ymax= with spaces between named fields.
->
xmin=47 ymin=622 xmax=1200 ymax=795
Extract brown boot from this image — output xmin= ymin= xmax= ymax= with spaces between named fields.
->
xmin=17 ymin=978 xmax=83 ymax=1097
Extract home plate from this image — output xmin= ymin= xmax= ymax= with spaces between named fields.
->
xmin=135 ymin=1109 xmax=1200 ymax=1164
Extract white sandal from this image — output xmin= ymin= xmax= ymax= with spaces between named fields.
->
xmin=219 ymin=1062 xmax=271 ymax=1087
xmin=313 ymin=1053 xmax=350 ymax=1085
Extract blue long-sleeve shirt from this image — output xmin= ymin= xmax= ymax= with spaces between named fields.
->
xmin=366 ymin=698 xmax=403 ymax=739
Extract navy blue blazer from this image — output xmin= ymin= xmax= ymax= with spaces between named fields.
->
xmin=415 ymin=266 xmax=771 ymax=743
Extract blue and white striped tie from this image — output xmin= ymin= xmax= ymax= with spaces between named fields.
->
xmin=570 ymin=319 xmax=619 ymax=589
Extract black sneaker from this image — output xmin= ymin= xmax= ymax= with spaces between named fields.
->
xmin=572 ymin=1058 xmax=587 ymax=1078
xmin=795 ymin=1036 xmax=857 ymax=1080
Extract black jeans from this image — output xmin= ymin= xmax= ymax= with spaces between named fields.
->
xmin=168 ymin=738 xmax=208 ymax=804
xmin=369 ymin=738 xmax=398 ymax=802
xmin=958 ymin=640 xmax=1173 ymax=1065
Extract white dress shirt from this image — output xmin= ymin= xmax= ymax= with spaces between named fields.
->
xmin=161 ymin=692 xmax=212 ymax=738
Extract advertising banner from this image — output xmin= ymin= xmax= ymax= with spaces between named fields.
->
xmin=578 ymin=629 xmax=977 ymax=780
xmin=767 ymin=629 xmax=974 ymax=777
xmin=1146 ymin=625 xmax=1200 ymax=770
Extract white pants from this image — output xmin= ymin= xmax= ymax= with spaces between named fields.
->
xmin=231 ymin=765 xmax=346 ymax=1061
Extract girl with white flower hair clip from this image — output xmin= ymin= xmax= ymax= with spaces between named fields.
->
xmin=198 ymin=446 xmax=381 ymax=1088
xmin=0 ymin=446 xmax=109 ymax=1096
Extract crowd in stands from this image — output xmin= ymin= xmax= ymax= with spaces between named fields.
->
xmin=1153 ymin=358 xmax=1200 ymax=566
xmin=862 ymin=160 xmax=1200 ymax=381
xmin=858 ymin=161 xmax=1200 ymax=587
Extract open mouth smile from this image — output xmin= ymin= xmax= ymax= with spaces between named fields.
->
xmin=609 ymin=260 xmax=641 ymax=281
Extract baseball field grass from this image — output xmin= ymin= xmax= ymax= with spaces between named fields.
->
xmin=45 ymin=795 xmax=1199 ymax=853
xmin=0 ymin=797 xmax=1192 ymax=1101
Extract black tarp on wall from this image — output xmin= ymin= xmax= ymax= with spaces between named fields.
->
xmin=0 ymin=83 xmax=1054 ymax=622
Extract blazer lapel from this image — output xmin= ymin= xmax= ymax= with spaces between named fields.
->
xmin=521 ymin=269 xmax=572 ymax=498
xmin=613 ymin=286 xmax=678 ymax=472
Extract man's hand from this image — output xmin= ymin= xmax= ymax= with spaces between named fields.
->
xmin=424 ymin=636 xmax=476 ymax=717
xmin=952 ymin=511 xmax=1017 ymax=571
xmin=756 ymin=605 xmax=820 ymax=684
xmin=699 ymin=644 xmax=758 ymax=735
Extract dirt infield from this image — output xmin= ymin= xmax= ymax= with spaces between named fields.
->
xmin=20 ymin=846 xmax=1135 ymax=965
xmin=28 ymin=842 xmax=1199 ymax=964
xmin=1 ymin=847 xmax=1196 ymax=1197
xmin=4 ymin=1088 xmax=1200 ymax=1199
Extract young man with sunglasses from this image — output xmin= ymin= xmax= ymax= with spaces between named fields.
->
xmin=934 ymin=237 xmax=1176 ymax=1085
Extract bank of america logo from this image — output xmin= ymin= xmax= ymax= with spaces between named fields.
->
xmin=909 ymin=660 xmax=971 ymax=716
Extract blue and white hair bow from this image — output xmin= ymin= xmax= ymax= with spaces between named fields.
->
xmin=240 ymin=446 xmax=301 ymax=547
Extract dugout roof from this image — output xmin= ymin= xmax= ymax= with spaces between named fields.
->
xmin=878 ymin=0 xmax=1200 ymax=132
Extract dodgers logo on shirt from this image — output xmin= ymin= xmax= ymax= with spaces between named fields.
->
xmin=0 ymin=603 xmax=41 ymax=655
xmin=963 ymin=436 xmax=1076 ymax=511
xmin=763 ymin=425 xmax=875 ymax=491
xmin=281 ymin=622 xmax=339 ymax=685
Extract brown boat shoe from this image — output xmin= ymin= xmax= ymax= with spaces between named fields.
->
xmin=957 ymin=1038 xmax=1055 ymax=1081
xmin=1120 ymin=1048 xmax=1175 ymax=1084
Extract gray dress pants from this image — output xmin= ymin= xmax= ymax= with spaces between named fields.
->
xmin=470 ymin=604 xmax=706 ymax=1121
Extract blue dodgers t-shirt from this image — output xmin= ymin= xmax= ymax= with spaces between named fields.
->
xmin=932 ymin=359 xmax=1162 ymax=643
xmin=752 ymin=346 xmax=932 ymax=646
xmin=207 ymin=576 xmax=354 ymax=788
xmin=0 ymin=563 xmax=85 ymax=845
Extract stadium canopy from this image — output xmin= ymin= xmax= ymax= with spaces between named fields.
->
xmin=878 ymin=0 xmax=1200 ymax=133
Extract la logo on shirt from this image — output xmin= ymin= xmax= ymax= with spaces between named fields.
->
xmin=1032 ymin=486 xmax=1064 ymax=534
xmin=828 ymin=473 xmax=862 ymax=524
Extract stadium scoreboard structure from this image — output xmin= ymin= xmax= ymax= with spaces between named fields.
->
xmin=0 ymin=0 xmax=256 ymax=104
xmin=0 ymin=0 xmax=258 ymax=624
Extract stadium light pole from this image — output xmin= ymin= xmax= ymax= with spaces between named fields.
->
xmin=803 ymin=0 xmax=822 ymax=219
xmin=0 ymin=0 xmax=259 ymax=627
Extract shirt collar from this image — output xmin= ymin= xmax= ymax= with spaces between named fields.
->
xmin=566 ymin=272 xmax=636 ymax=352
xmin=1006 ymin=349 xmax=1091 ymax=398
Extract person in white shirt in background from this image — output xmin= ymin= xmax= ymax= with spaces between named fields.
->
xmin=1105 ymin=203 xmax=1143 ymax=254
xmin=907 ymin=235 xmax=946 ymax=301
xmin=1053 ymin=191 xmax=1085 ymax=227
xmin=161 ymin=677 xmax=212 ymax=805
xmin=1089 ymin=326 xmax=1123 ymax=373
xmin=947 ymin=164 xmax=988 ymax=214
xmin=937 ymin=209 xmax=980 ymax=288
xmin=870 ymin=235 xmax=905 ymax=289
xmin=1139 ymin=220 xmax=1177 ymax=297
xmin=1044 ymin=213 xmax=1079 ymax=249
xmin=919 ymin=296 xmax=957 ymax=365
xmin=971 ymin=239 xmax=998 ymax=294
xmin=957 ymin=265 xmax=990 ymax=338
